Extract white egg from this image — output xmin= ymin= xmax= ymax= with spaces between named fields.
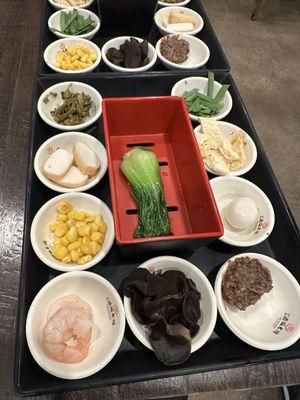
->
xmin=225 ymin=197 xmax=258 ymax=230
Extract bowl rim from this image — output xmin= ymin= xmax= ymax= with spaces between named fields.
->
xmin=101 ymin=36 xmax=158 ymax=73
xmin=48 ymin=8 xmax=100 ymax=39
xmin=123 ymin=255 xmax=217 ymax=353
xmin=26 ymin=270 xmax=126 ymax=379
xmin=43 ymin=37 xmax=101 ymax=74
xmin=37 ymin=81 xmax=102 ymax=131
xmin=33 ymin=131 xmax=108 ymax=193
xmin=154 ymin=6 xmax=204 ymax=36
xmin=194 ymin=121 xmax=258 ymax=176
xmin=156 ymin=34 xmax=210 ymax=70
xmin=158 ymin=0 xmax=191 ymax=6
xmin=214 ymin=252 xmax=300 ymax=350
xmin=171 ymin=76 xmax=233 ymax=121
xmin=48 ymin=0 xmax=95 ymax=10
xmin=30 ymin=192 xmax=115 ymax=272
xmin=210 ymin=176 xmax=275 ymax=247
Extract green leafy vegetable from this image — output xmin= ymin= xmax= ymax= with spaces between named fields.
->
xmin=120 ymin=147 xmax=171 ymax=238
xmin=53 ymin=9 xmax=97 ymax=36
xmin=182 ymin=71 xmax=230 ymax=117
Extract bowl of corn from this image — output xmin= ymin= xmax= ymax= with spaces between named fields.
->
xmin=44 ymin=38 xmax=101 ymax=73
xmin=30 ymin=193 xmax=115 ymax=272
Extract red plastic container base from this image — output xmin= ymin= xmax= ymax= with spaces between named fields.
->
xmin=102 ymin=96 xmax=223 ymax=251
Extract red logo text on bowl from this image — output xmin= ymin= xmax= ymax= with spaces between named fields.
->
xmin=148 ymin=265 xmax=155 ymax=273
xmin=113 ymin=304 xmax=119 ymax=316
xmin=285 ymin=324 xmax=295 ymax=332
xmin=46 ymin=146 xmax=53 ymax=155
xmin=262 ymin=221 xmax=269 ymax=229
xmin=60 ymin=43 xmax=66 ymax=51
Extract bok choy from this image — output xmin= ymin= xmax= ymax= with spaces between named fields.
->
xmin=120 ymin=147 xmax=171 ymax=238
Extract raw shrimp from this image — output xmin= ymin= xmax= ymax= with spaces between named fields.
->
xmin=42 ymin=294 xmax=93 ymax=363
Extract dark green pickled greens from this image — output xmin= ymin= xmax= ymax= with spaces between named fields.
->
xmin=182 ymin=71 xmax=230 ymax=117
xmin=53 ymin=9 xmax=97 ymax=36
xmin=120 ymin=147 xmax=171 ymax=238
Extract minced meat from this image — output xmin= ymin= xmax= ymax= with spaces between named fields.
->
xmin=221 ymin=257 xmax=273 ymax=311
xmin=160 ymin=35 xmax=190 ymax=64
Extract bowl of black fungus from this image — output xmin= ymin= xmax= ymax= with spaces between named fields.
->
xmin=123 ymin=256 xmax=217 ymax=366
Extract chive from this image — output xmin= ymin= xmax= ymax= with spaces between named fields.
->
xmin=60 ymin=11 xmax=66 ymax=32
xmin=207 ymin=71 xmax=214 ymax=100
xmin=212 ymin=84 xmax=230 ymax=104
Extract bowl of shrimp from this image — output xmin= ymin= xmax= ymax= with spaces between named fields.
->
xmin=26 ymin=271 xmax=125 ymax=379
xmin=30 ymin=193 xmax=115 ymax=272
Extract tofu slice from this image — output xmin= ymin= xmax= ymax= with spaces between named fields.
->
xmin=73 ymin=142 xmax=101 ymax=177
xmin=54 ymin=166 xmax=89 ymax=188
xmin=43 ymin=148 xmax=73 ymax=181
xmin=199 ymin=117 xmax=223 ymax=149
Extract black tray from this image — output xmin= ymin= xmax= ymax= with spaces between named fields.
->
xmin=15 ymin=71 xmax=300 ymax=396
xmin=38 ymin=0 xmax=230 ymax=75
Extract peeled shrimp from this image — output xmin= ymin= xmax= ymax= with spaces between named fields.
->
xmin=42 ymin=294 xmax=93 ymax=364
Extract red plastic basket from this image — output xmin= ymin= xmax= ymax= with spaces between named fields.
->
xmin=102 ymin=96 xmax=223 ymax=249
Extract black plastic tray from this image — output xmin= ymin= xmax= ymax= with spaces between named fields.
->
xmin=38 ymin=0 xmax=230 ymax=75
xmin=15 ymin=71 xmax=300 ymax=396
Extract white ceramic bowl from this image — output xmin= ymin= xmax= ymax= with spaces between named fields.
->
xmin=158 ymin=0 xmax=191 ymax=7
xmin=215 ymin=253 xmax=300 ymax=350
xmin=156 ymin=34 xmax=210 ymax=70
xmin=48 ymin=0 xmax=95 ymax=11
xmin=124 ymin=256 xmax=217 ymax=354
xmin=48 ymin=9 xmax=100 ymax=40
xmin=37 ymin=81 xmax=102 ymax=131
xmin=30 ymin=193 xmax=115 ymax=272
xmin=101 ymin=36 xmax=157 ymax=73
xmin=210 ymin=176 xmax=275 ymax=247
xmin=26 ymin=271 xmax=125 ymax=379
xmin=154 ymin=6 xmax=204 ymax=36
xmin=44 ymin=38 xmax=101 ymax=74
xmin=171 ymin=77 xmax=233 ymax=122
xmin=194 ymin=122 xmax=257 ymax=176
xmin=34 ymin=132 xmax=108 ymax=193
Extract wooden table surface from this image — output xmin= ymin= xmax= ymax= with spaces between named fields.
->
xmin=0 ymin=0 xmax=299 ymax=399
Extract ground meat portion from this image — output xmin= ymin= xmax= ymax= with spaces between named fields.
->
xmin=160 ymin=35 xmax=190 ymax=64
xmin=221 ymin=257 xmax=273 ymax=311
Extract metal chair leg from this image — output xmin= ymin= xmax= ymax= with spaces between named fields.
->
xmin=251 ymin=0 xmax=268 ymax=20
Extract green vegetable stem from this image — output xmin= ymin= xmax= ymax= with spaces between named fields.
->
xmin=183 ymin=71 xmax=230 ymax=117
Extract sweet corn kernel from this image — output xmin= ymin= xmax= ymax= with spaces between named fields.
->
xmin=49 ymin=220 xmax=63 ymax=232
xmin=80 ymin=245 xmax=91 ymax=255
xmin=61 ymin=254 xmax=72 ymax=264
xmin=66 ymin=218 xmax=75 ymax=228
xmin=55 ymin=223 xmax=68 ymax=238
xmin=98 ymin=218 xmax=107 ymax=234
xmin=78 ymin=224 xmax=91 ymax=237
xmin=77 ymin=248 xmax=83 ymax=257
xmin=77 ymin=49 xmax=84 ymax=58
xmin=91 ymin=222 xmax=99 ymax=232
xmin=82 ymin=236 xmax=90 ymax=246
xmin=77 ymin=255 xmax=93 ymax=265
xmin=84 ymin=216 xmax=94 ymax=223
xmin=74 ymin=211 xmax=86 ymax=221
xmin=90 ymin=231 xmax=103 ymax=243
xmin=81 ymin=53 xmax=88 ymax=63
xmin=52 ymin=244 xmax=68 ymax=260
xmin=67 ymin=226 xmax=78 ymax=243
xmin=89 ymin=241 xmax=101 ymax=255
xmin=67 ymin=240 xmax=81 ymax=252
xmin=57 ymin=201 xmax=72 ymax=215
xmin=67 ymin=210 xmax=75 ymax=219
xmin=57 ymin=214 xmax=67 ymax=221
xmin=53 ymin=238 xmax=61 ymax=246
xmin=60 ymin=234 xmax=69 ymax=247
xmin=70 ymin=250 xmax=80 ymax=262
